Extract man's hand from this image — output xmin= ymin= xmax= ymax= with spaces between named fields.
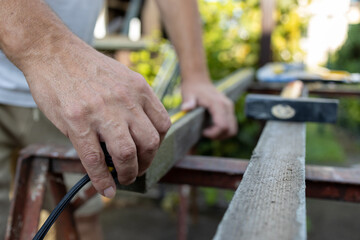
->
xmin=181 ymin=77 xmax=237 ymax=140
xmin=0 ymin=0 xmax=171 ymax=199
xmin=27 ymin=39 xmax=170 ymax=198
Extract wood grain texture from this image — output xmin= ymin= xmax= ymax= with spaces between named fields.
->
xmin=213 ymin=121 xmax=306 ymax=240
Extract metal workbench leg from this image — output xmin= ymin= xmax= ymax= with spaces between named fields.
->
xmin=6 ymin=158 xmax=49 ymax=240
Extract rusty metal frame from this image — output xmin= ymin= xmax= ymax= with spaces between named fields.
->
xmin=6 ymin=144 xmax=360 ymax=239
xmin=161 ymin=156 xmax=360 ymax=203
xmin=6 ymin=157 xmax=49 ymax=240
xmin=6 ymin=145 xmax=85 ymax=240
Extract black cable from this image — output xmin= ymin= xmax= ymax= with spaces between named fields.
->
xmin=33 ymin=143 xmax=115 ymax=240
xmin=33 ymin=174 xmax=90 ymax=240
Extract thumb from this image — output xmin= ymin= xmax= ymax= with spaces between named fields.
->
xmin=181 ymin=96 xmax=197 ymax=111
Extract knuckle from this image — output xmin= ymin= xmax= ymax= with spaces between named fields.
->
xmin=227 ymin=99 xmax=234 ymax=108
xmin=133 ymin=74 xmax=148 ymax=91
xmin=158 ymin=116 xmax=171 ymax=134
xmin=222 ymin=98 xmax=231 ymax=107
xmin=217 ymin=120 xmax=228 ymax=130
xmin=64 ymin=105 xmax=88 ymax=122
xmin=82 ymin=151 xmax=103 ymax=168
xmin=90 ymin=94 xmax=105 ymax=108
xmin=135 ymin=73 xmax=147 ymax=84
xmin=144 ymin=133 xmax=160 ymax=152
xmin=112 ymin=84 xmax=127 ymax=98
xmin=111 ymin=85 xmax=135 ymax=107
xmin=119 ymin=145 xmax=137 ymax=162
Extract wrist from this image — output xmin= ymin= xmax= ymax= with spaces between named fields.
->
xmin=181 ymin=70 xmax=211 ymax=85
xmin=178 ymin=51 xmax=211 ymax=84
xmin=19 ymin=33 xmax=87 ymax=73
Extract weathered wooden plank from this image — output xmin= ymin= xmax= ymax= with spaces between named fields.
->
xmin=214 ymin=81 xmax=306 ymax=240
xmin=213 ymin=122 xmax=306 ymax=240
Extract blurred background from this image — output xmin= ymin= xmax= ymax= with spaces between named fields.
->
xmin=92 ymin=0 xmax=360 ymax=239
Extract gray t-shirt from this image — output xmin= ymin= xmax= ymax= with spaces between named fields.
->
xmin=0 ymin=0 xmax=103 ymax=107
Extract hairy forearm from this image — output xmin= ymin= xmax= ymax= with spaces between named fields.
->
xmin=155 ymin=0 xmax=209 ymax=82
xmin=0 ymin=0 xmax=82 ymax=71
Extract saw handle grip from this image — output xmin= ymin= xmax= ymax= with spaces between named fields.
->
xmin=100 ymin=142 xmax=118 ymax=180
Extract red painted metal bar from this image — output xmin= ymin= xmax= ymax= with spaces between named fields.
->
xmin=177 ymin=185 xmax=190 ymax=240
xmin=10 ymin=145 xmax=360 ymax=202
xmin=11 ymin=144 xmax=360 ymax=202
xmin=5 ymin=144 xmax=82 ymax=240
xmin=160 ymin=156 xmax=360 ymax=203
xmin=160 ymin=156 xmax=247 ymax=190
xmin=305 ymin=165 xmax=360 ymax=202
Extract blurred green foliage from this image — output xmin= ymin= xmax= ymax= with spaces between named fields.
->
xmin=305 ymin=123 xmax=345 ymax=165
xmin=131 ymin=0 xmax=307 ymax=82
xmin=328 ymin=24 xmax=360 ymax=135
xmin=196 ymin=0 xmax=307 ymax=158
xmin=199 ymin=0 xmax=261 ymax=80
xmin=273 ymin=0 xmax=307 ymax=62
xmin=338 ymin=97 xmax=360 ymax=135
xmin=130 ymin=35 xmax=167 ymax=86
xmin=328 ymin=24 xmax=360 ymax=73
xmin=201 ymin=187 xmax=234 ymax=206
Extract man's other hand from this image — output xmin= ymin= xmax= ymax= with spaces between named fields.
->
xmin=181 ymin=77 xmax=237 ymax=140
